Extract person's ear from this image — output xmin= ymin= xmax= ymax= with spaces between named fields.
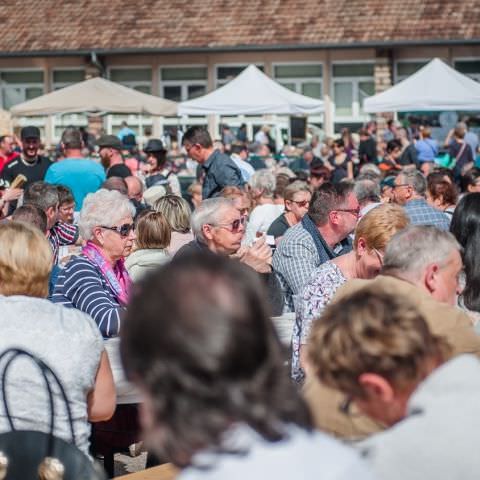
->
xmin=358 ymin=373 xmax=395 ymax=403
xmin=202 ymin=224 xmax=214 ymax=241
xmin=356 ymin=237 xmax=367 ymax=256
xmin=92 ymin=226 xmax=105 ymax=246
xmin=424 ymin=262 xmax=439 ymax=294
xmin=329 ymin=210 xmax=340 ymax=225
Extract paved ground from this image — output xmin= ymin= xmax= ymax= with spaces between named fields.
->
xmin=112 ymin=452 xmax=147 ymax=478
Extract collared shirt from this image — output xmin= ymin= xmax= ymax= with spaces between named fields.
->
xmin=404 ymin=198 xmax=451 ymax=230
xmin=202 ymin=149 xmax=244 ymax=199
xmin=272 ymin=222 xmax=345 ymax=312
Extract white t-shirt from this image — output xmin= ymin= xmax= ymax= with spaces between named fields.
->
xmin=244 ymin=203 xmax=284 ymax=246
xmin=180 ymin=424 xmax=376 ymax=480
xmin=0 ymin=295 xmax=103 ymax=456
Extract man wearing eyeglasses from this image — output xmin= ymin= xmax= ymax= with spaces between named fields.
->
xmin=393 ymin=169 xmax=450 ymax=230
xmin=308 ymin=285 xmax=480 ymax=480
xmin=272 ymin=182 xmax=358 ymax=313
xmin=175 ymin=197 xmax=283 ymax=315
xmin=183 ymin=126 xmax=244 ymax=199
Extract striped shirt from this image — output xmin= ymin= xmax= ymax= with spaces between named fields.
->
xmin=51 ymin=255 xmax=122 ymax=338
xmin=48 ymin=221 xmax=79 ymax=264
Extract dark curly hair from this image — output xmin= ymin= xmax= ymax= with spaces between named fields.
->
xmin=120 ymin=252 xmax=312 ymax=466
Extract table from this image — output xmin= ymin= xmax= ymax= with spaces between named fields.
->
xmin=116 ymin=463 xmax=178 ymax=480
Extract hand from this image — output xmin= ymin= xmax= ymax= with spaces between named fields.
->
xmin=2 ymin=188 xmax=23 ymax=202
xmin=235 ymin=236 xmax=272 ymax=273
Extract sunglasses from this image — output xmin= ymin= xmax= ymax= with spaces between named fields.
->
xmin=100 ymin=223 xmax=135 ymax=238
xmin=291 ymin=200 xmax=310 ymax=208
xmin=213 ymin=216 xmax=246 ymax=233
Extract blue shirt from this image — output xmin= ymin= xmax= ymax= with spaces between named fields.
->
xmin=404 ymin=198 xmax=451 ymax=230
xmin=45 ymin=158 xmax=106 ymax=211
xmin=415 ymin=139 xmax=438 ymax=162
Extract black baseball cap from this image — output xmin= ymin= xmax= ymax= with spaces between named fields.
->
xmin=20 ymin=126 xmax=41 ymax=140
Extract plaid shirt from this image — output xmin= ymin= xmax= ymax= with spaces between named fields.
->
xmin=404 ymin=199 xmax=451 ymax=231
xmin=48 ymin=221 xmax=79 ymax=264
xmin=272 ymin=223 xmax=346 ymax=312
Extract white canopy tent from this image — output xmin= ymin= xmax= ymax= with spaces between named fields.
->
xmin=178 ymin=64 xmax=324 ymax=116
xmin=10 ymin=77 xmax=177 ymax=116
xmin=364 ymin=58 xmax=480 ymax=113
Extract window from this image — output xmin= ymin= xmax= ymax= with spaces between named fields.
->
xmin=0 ymin=70 xmax=44 ymax=109
xmin=160 ymin=66 xmax=207 ymax=102
xmin=274 ymin=64 xmax=323 ymax=98
xmin=52 ymin=69 xmax=85 ymax=90
xmin=332 ymin=63 xmax=374 ymax=119
xmin=216 ymin=64 xmax=263 ymax=87
xmin=109 ymin=67 xmax=152 ymax=93
xmin=455 ymin=60 xmax=480 ymax=82
xmin=395 ymin=61 xmax=428 ymax=82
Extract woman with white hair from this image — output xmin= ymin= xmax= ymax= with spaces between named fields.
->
xmin=245 ymin=169 xmax=284 ymax=245
xmin=52 ymin=189 xmax=136 ymax=338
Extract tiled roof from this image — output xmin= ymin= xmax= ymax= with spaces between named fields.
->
xmin=0 ymin=0 xmax=479 ymax=54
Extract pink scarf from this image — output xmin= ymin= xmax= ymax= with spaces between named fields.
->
xmin=82 ymin=241 xmax=131 ymax=306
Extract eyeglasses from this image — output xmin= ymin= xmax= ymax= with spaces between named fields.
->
xmin=336 ymin=208 xmax=360 ymax=217
xmin=392 ymin=183 xmax=410 ymax=189
xmin=212 ymin=216 xmax=246 ymax=233
xmin=372 ymin=248 xmax=384 ymax=265
xmin=184 ymin=143 xmax=199 ymax=155
xmin=100 ymin=223 xmax=135 ymax=238
xmin=291 ymin=200 xmax=310 ymax=208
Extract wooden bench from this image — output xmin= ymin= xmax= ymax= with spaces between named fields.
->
xmin=116 ymin=463 xmax=178 ymax=480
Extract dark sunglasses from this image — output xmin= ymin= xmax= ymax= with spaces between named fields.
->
xmin=291 ymin=200 xmax=310 ymax=208
xmin=100 ymin=223 xmax=135 ymax=237
xmin=213 ymin=216 xmax=246 ymax=233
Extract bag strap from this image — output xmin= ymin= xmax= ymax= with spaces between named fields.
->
xmin=456 ymin=142 xmax=467 ymax=162
xmin=0 ymin=348 xmax=77 ymax=449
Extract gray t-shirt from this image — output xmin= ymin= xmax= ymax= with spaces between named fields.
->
xmin=0 ymin=295 xmax=103 ymax=455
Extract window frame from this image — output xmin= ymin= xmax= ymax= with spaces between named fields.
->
xmin=453 ymin=56 xmax=480 ymax=82
xmin=214 ymin=62 xmax=264 ymax=88
xmin=107 ymin=65 xmax=153 ymax=93
xmin=159 ymin=64 xmax=208 ymax=102
xmin=272 ymin=61 xmax=324 ymax=99
xmin=330 ymin=60 xmax=375 ymax=122
xmin=394 ymin=58 xmax=432 ymax=83
xmin=0 ymin=67 xmax=45 ymax=109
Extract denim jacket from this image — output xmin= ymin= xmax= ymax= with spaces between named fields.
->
xmin=202 ymin=149 xmax=244 ymax=199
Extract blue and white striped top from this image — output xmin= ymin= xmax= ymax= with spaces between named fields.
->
xmin=51 ymin=255 xmax=123 ymax=338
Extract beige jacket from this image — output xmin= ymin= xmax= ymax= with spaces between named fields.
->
xmin=304 ymin=275 xmax=480 ymax=440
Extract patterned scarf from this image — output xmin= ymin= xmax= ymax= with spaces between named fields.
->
xmin=82 ymin=241 xmax=131 ymax=306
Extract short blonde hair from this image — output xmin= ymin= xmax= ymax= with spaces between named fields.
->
xmin=135 ymin=211 xmax=171 ymax=250
xmin=0 ymin=221 xmax=52 ymax=298
xmin=153 ymin=195 xmax=191 ymax=234
xmin=307 ymin=285 xmax=449 ymax=398
xmin=354 ymin=203 xmax=409 ymax=251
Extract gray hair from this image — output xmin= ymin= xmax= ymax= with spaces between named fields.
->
xmin=248 ymin=169 xmax=276 ymax=198
xmin=354 ymin=179 xmax=381 ymax=207
xmin=78 ymin=189 xmax=136 ymax=240
xmin=23 ymin=181 xmax=59 ymax=211
xmin=191 ymin=197 xmax=235 ymax=242
xmin=383 ymin=225 xmax=461 ymax=282
xmin=399 ymin=169 xmax=427 ymax=196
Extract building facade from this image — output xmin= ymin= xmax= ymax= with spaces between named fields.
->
xmin=1 ymin=0 xmax=479 ymax=143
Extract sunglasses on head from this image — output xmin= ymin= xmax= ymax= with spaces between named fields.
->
xmin=100 ymin=223 xmax=135 ymax=237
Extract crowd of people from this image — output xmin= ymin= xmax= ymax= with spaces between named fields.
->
xmin=0 ymin=117 xmax=480 ymax=479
